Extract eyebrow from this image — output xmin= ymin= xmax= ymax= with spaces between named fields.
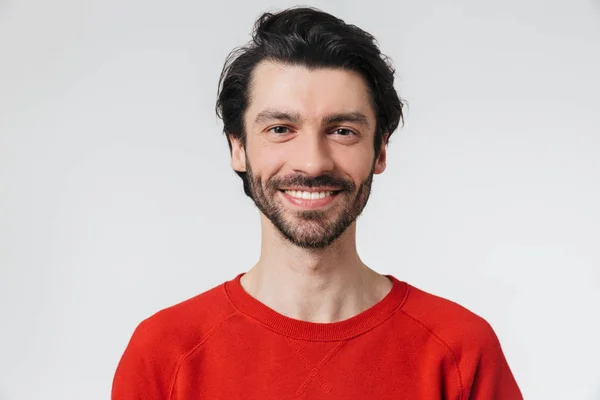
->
xmin=254 ymin=109 xmax=370 ymax=127
xmin=323 ymin=112 xmax=369 ymax=127
xmin=254 ymin=109 xmax=301 ymax=125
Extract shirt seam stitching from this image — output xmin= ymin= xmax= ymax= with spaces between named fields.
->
xmin=223 ymin=280 xmax=411 ymax=342
xmin=399 ymin=307 xmax=465 ymax=400
xmin=288 ymin=339 xmax=347 ymax=395
xmin=166 ymin=312 xmax=239 ymax=400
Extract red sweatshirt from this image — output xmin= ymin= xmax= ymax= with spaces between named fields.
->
xmin=112 ymin=273 xmax=522 ymax=399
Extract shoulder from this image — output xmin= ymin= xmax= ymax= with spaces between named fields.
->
xmin=112 ymin=281 xmax=239 ymax=399
xmin=398 ymin=284 xmax=522 ymax=398
xmin=130 ymin=282 xmax=238 ymax=358
xmin=400 ymin=284 xmax=501 ymax=356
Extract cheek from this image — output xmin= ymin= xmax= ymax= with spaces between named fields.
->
xmin=246 ymin=144 xmax=287 ymax=177
xmin=333 ymin=147 xmax=375 ymax=179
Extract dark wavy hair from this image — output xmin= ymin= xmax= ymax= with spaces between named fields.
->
xmin=215 ymin=7 xmax=405 ymax=196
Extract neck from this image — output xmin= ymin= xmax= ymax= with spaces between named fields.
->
xmin=239 ymin=215 xmax=393 ymax=323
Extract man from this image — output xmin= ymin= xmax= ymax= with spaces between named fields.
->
xmin=112 ymin=7 xmax=522 ymax=399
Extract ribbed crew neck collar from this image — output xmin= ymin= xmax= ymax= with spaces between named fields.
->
xmin=224 ymin=272 xmax=408 ymax=341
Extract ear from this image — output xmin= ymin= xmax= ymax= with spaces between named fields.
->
xmin=373 ymin=134 xmax=388 ymax=175
xmin=229 ymin=134 xmax=247 ymax=172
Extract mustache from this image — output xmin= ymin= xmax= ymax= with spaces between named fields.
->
xmin=268 ymin=174 xmax=355 ymax=191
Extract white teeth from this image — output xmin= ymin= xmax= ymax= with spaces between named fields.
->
xmin=284 ymin=190 xmax=334 ymax=199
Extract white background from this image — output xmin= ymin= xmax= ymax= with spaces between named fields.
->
xmin=1 ymin=0 xmax=599 ymax=399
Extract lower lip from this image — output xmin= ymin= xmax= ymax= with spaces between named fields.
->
xmin=280 ymin=191 xmax=340 ymax=210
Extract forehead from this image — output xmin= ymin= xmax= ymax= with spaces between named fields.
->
xmin=246 ymin=60 xmax=375 ymax=123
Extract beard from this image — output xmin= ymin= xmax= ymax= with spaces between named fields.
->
xmin=245 ymin=159 xmax=375 ymax=249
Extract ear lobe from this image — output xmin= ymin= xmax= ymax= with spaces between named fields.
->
xmin=229 ymin=134 xmax=247 ymax=172
xmin=374 ymin=137 xmax=387 ymax=175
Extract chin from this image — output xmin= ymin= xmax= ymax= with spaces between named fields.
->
xmin=280 ymin=221 xmax=347 ymax=249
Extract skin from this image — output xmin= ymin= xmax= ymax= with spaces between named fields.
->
xmin=228 ymin=60 xmax=393 ymax=323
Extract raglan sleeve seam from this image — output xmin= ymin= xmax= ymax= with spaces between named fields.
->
xmin=399 ymin=309 xmax=466 ymax=400
xmin=166 ymin=312 xmax=240 ymax=400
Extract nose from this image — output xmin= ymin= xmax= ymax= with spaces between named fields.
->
xmin=288 ymin=130 xmax=335 ymax=177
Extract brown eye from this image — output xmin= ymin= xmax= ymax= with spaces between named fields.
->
xmin=333 ymin=128 xmax=355 ymax=136
xmin=269 ymin=126 xmax=290 ymax=135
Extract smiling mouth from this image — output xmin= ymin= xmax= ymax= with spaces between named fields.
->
xmin=280 ymin=189 xmax=341 ymax=200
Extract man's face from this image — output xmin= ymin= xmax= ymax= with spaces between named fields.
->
xmin=230 ymin=61 xmax=387 ymax=249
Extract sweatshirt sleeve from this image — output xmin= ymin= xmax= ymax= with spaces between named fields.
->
xmin=111 ymin=319 xmax=175 ymax=400
xmin=465 ymin=324 xmax=523 ymax=400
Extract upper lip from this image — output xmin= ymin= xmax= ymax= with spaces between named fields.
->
xmin=280 ymin=187 xmax=341 ymax=192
